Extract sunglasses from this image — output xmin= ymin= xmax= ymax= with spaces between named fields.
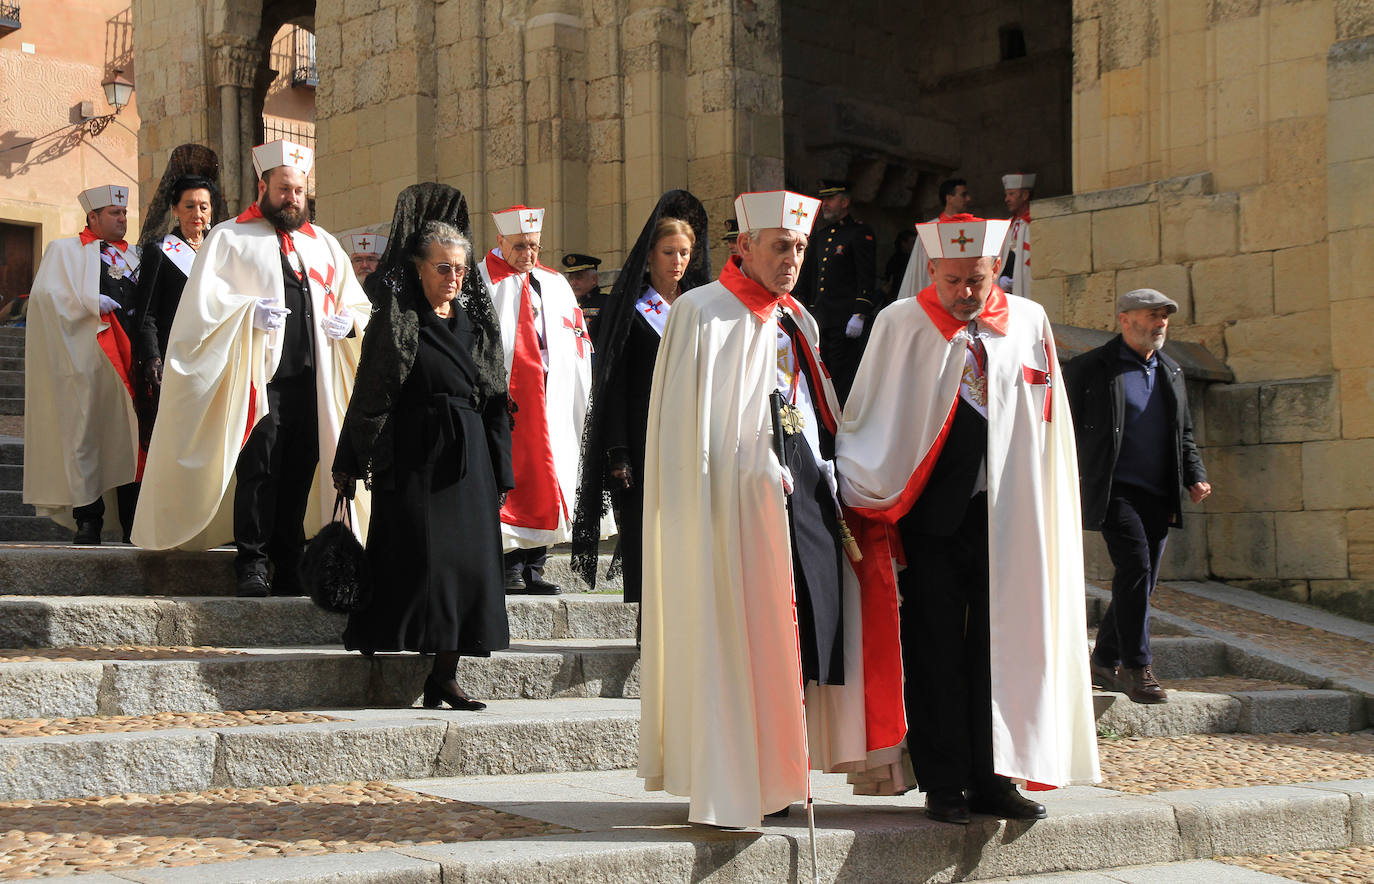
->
xmin=425 ymin=261 xmax=467 ymax=277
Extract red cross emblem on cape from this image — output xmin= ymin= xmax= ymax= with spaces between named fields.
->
xmin=308 ymin=264 xmax=337 ymax=313
xmin=564 ymin=314 xmax=589 ymax=358
xmin=1022 ymin=339 xmax=1054 ymax=422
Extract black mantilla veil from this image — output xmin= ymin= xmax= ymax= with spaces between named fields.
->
xmin=343 ymin=182 xmax=507 ymax=487
xmin=570 ymin=189 xmax=713 ymax=588
xmin=136 ymin=143 xmax=229 ymax=253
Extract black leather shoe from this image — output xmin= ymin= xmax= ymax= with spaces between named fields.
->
xmin=970 ymin=788 xmax=1047 ymax=820
xmin=1090 ymin=660 xmax=1121 ymax=691
xmin=1122 ymin=665 xmax=1168 ymax=704
xmin=236 ymin=572 xmax=270 ymax=598
xmin=923 ymin=789 xmax=970 ymax=825
xmin=73 ymin=521 xmax=102 ymax=545
xmin=504 ymin=571 xmax=527 ymax=594
xmin=422 ymin=674 xmax=487 ymax=711
xmin=516 ymin=577 xmax=562 ymax=596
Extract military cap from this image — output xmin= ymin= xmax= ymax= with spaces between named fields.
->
xmin=562 ymin=253 xmax=602 ymax=273
xmin=816 ymin=178 xmax=850 ymax=197
xmin=722 ymin=219 xmax=739 ymax=242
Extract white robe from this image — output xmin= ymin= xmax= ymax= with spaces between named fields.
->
xmin=639 ymin=261 xmax=904 ymax=829
xmin=23 ymin=237 xmax=141 ymax=525
xmin=479 ymin=254 xmax=591 ymax=552
xmin=836 ymin=286 xmax=1099 ymax=790
xmin=1002 ymin=212 xmax=1032 ymax=300
xmin=897 ymin=213 xmax=947 ymax=299
xmin=131 ymin=214 xmax=371 ymax=550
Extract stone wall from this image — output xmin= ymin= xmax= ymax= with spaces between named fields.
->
xmin=1046 ymin=0 xmax=1374 ymax=621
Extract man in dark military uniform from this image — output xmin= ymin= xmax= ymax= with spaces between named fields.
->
xmin=721 ymin=218 xmax=741 ymax=259
xmin=562 ymin=252 xmax=608 ymax=342
xmin=799 ymin=178 xmax=877 ymax=404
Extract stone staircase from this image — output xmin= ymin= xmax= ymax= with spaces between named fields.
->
xmin=0 ymin=326 xmax=21 ymax=416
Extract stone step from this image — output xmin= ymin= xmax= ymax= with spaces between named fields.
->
xmin=0 ymin=490 xmax=33 ymax=516
xmin=1093 ymin=686 xmax=1364 ymax=737
xmin=0 ymin=593 xmax=637 ymax=647
xmin=0 ymin=464 xmax=20 ymax=491
xmin=0 ymin=543 xmax=621 ymax=595
xmin=0 ymin=641 xmax=642 ymax=718
xmin=0 ymin=398 xmax=21 ymax=415
xmin=0 ymin=516 xmax=70 ymax=542
xmin=0 ymin=356 xmax=21 ymax=371
xmin=0 ymin=326 xmax=23 ymax=340
xmin=0 ymin=437 xmax=19 ymax=464
xmin=0 ymin=368 xmax=21 ymax=385
xmin=0 ymin=699 xmax=639 ymax=802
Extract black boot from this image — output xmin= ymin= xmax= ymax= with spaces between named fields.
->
xmin=73 ymin=521 xmax=102 ymax=545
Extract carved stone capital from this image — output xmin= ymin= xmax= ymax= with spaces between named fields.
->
xmin=209 ymin=34 xmax=261 ymax=89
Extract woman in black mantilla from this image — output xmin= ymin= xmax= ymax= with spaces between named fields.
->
xmin=571 ymin=190 xmax=712 ymax=603
xmin=132 ymin=144 xmax=227 ymax=441
xmin=333 ymin=183 xmax=513 ymax=712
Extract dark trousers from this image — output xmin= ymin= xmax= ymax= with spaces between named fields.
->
xmin=233 ymin=377 xmax=319 ymax=589
xmin=73 ymin=482 xmax=140 ymax=539
xmin=1093 ymin=484 xmax=1170 ymax=669
xmin=819 ymin=325 xmax=864 ymax=405
xmin=898 ymin=493 xmax=1009 ymax=795
xmin=504 ymin=546 xmax=549 ymax=582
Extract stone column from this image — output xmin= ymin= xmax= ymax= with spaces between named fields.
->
xmin=210 ymin=34 xmax=261 ymax=212
xmin=526 ymin=2 xmax=591 ymax=257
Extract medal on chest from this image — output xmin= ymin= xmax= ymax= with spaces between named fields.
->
xmin=962 ymin=361 xmax=987 ymax=407
xmin=107 ymin=262 xmax=125 ymax=280
xmin=778 ymin=402 xmax=806 ymax=435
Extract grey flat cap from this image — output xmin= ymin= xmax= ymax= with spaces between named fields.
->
xmin=1117 ymin=288 xmax=1178 ymax=314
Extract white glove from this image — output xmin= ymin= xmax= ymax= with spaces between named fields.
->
xmin=253 ymin=298 xmax=291 ymax=331
xmin=321 ymin=310 xmax=352 ymax=340
xmin=998 ymin=275 xmax=1014 ymax=292
xmin=844 ymin=314 xmax=865 ymax=339
xmin=97 ymin=295 xmax=121 ymax=315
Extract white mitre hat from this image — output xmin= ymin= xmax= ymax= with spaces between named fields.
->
xmin=252 ymin=139 xmax=315 ymax=177
xmin=492 ymin=206 xmax=544 ymax=236
xmin=78 ymin=185 xmax=129 ymax=213
xmin=342 ymin=233 xmax=388 ymax=256
xmin=734 ymin=190 xmax=821 ymax=236
xmin=915 ymin=215 xmax=1012 ymax=259
xmin=1002 ymin=172 xmax=1037 ymax=190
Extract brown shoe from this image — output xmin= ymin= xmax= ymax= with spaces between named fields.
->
xmin=1122 ymin=665 xmax=1168 ymax=704
xmin=1089 ymin=660 xmax=1121 ymax=691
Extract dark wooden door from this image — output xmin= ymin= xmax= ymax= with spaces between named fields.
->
xmin=0 ymin=223 xmax=36 ymax=312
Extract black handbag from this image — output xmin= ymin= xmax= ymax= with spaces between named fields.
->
xmin=301 ymin=492 xmax=373 ymax=614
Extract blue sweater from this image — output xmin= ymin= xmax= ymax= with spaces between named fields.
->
xmin=1112 ymin=341 xmax=1171 ymax=497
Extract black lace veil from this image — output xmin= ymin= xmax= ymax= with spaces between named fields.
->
xmin=343 ymin=183 xmax=507 ymax=486
xmin=569 ymin=189 xmax=713 ymax=587
xmin=136 ymin=143 xmax=228 ymax=253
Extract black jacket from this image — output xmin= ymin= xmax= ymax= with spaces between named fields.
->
xmin=1063 ymin=335 xmax=1207 ymax=531
xmin=799 ymin=214 xmax=877 ymax=328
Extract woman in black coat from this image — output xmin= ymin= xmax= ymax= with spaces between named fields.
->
xmin=570 ymin=190 xmax=711 ymax=603
xmin=333 ymin=184 xmax=513 ymax=711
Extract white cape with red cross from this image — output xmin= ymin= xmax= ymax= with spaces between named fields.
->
xmin=835 ymin=286 xmax=1101 ymax=791
xmin=132 ymin=213 xmax=371 ymax=550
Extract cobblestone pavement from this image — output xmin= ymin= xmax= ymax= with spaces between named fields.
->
xmin=1161 ymin=676 xmax=1308 ymax=692
xmin=1222 ymin=846 xmax=1374 ymax=882
xmin=1153 ymin=585 xmax=1373 ymax=680
xmin=0 ymin=711 xmax=343 ymax=738
xmin=0 ymin=646 xmax=246 ymax=662
xmin=0 ymin=782 xmax=574 ymax=879
xmin=1098 ymin=732 xmax=1374 ymax=794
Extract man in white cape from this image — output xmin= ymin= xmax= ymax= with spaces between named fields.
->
xmin=900 ymin=177 xmax=972 ymax=298
xmin=24 ymin=183 xmax=142 ymax=544
xmin=998 ymin=172 xmax=1034 ymax=299
xmin=639 ymin=190 xmax=906 ymax=829
xmin=132 ymin=141 xmax=370 ymax=597
xmin=836 ymin=213 xmax=1098 ymax=825
xmin=477 ymin=205 xmax=592 ymax=595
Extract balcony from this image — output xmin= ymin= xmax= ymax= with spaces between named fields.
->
xmin=0 ymin=2 xmax=21 ymax=36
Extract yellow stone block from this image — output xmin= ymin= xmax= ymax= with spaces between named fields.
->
xmin=1076 ymin=85 xmax=1104 ymax=142
xmin=1302 ymin=438 xmax=1374 ymax=510
xmin=1204 ymin=444 xmax=1305 ymax=513
xmin=1273 ymin=242 xmax=1329 ymax=315
xmin=1160 ymin=192 xmax=1239 ymax=263
xmin=1105 ymin=66 xmax=1145 ymax=118
xmin=1206 ymin=513 xmax=1277 ymax=579
xmin=1264 ymin=115 xmax=1328 ymax=183
xmin=1239 ymin=178 xmax=1326 ymax=252
xmin=1166 ymin=86 xmax=1206 ymax=149
xmin=1063 ymin=271 xmax=1117 ymax=330
xmin=1035 ymin=212 xmax=1093 ymax=278
xmin=1340 ymin=368 xmax=1374 ymax=440
xmin=1328 ymin=158 xmax=1374 ymax=233
xmin=1329 ymin=94 xmax=1374 ymax=165
xmin=1106 ymin=115 xmax=1145 ymax=173
xmin=1331 ymin=298 xmax=1374 ymax=369
xmin=1212 ymin=130 xmax=1266 ymax=191
xmin=1191 ymin=251 xmax=1274 ymax=324
xmin=1268 ymin=0 xmax=1336 ymax=63
xmin=1267 ymin=56 xmax=1328 ymax=122
xmin=1076 ymin=135 xmax=1107 ymax=193
xmin=1329 ymin=227 xmax=1374 ymax=301
xmin=1225 ymin=309 xmax=1332 ymax=382
xmin=1091 ymin=203 xmax=1159 ymax=270
xmin=1275 ymin=511 xmax=1349 ymax=579
xmin=1166 ymin=30 xmax=1207 ymax=92
xmin=1165 ymin=0 xmax=1207 ymax=34
xmin=1116 ymin=263 xmax=1191 ymax=322
xmin=1035 ymin=275 xmax=1066 ymax=323
xmin=1215 ymin=75 xmax=1259 ymax=136
xmin=1348 ymin=509 xmax=1374 ymax=579
xmin=1216 ymin=16 xmax=1261 ymax=81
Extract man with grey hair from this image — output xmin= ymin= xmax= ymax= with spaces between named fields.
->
xmin=1064 ymin=288 xmax=1211 ymax=705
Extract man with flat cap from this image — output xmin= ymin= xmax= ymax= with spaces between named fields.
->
xmin=341 ymin=232 xmax=388 ymax=288
xmin=721 ymin=218 xmax=741 ymax=259
xmin=999 ymin=172 xmax=1034 ymax=299
xmin=24 ymin=183 xmax=142 ymax=543
xmin=799 ymin=179 xmax=876 ymax=403
xmin=480 ymin=206 xmax=592 ymax=595
xmin=837 ymin=213 xmax=1099 ymax=825
xmin=562 ymin=252 xmax=606 ymax=341
xmin=133 ymin=140 xmax=371 ymax=598
xmin=1065 ymin=288 xmax=1211 ymax=705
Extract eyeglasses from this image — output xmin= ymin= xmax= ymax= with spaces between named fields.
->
xmin=425 ymin=261 xmax=467 ymax=277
